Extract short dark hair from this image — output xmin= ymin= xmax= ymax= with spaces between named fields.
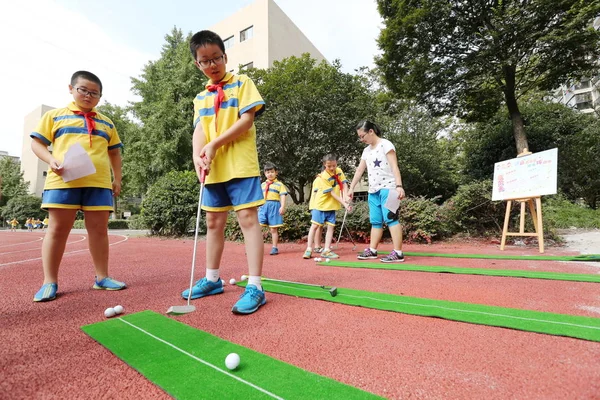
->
xmin=71 ymin=71 xmax=102 ymax=93
xmin=190 ymin=30 xmax=225 ymax=61
xmin=355 ymin=120 xmax=381 ymax=136
xmin=264 ymin=162 xmax=277 ymax=171
xmin=322 ymin=154 xmax=337 ymax=163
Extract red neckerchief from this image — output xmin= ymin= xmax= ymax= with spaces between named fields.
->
xmin=264 ymin=180 xmax=274 ymax=199
xmin=328 ymin=171 xmax=344 ymax=195
xmin=206 ymin=81 xmax=227 ymax=132
xmin=72 ymin=110 xmax=96 ymax=148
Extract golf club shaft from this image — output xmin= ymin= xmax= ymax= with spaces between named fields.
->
xmin=335 ymin=208 xmax=348 ymax=248
xmin=186 ymin=169 xmax=207 ymax=306
xmin=344 ymin=223 xmax=357 ymax=248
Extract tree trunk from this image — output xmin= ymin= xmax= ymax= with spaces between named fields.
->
xmin=503 ymin=65 xmax=529 ymax=154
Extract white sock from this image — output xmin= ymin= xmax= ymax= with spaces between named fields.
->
xmin=248 ymin=275 xmax=262 ymax=291
xmin=394 ymin=250 xmax=403 ymax=255
xmin=206 ymin=268 xmax=220 ymax=282
xmin=370 ymin=247 xmax=377 ymax=253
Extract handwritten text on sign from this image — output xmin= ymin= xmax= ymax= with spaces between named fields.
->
xmin=492 ymin=148 xmax=558 ymax=201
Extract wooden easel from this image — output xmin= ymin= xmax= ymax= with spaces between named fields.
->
xmin=499 ymin=150 xmax=545 ymax=253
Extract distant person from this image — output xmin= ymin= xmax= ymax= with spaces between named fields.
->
xmin=258 ymin=162 xmax=287 ymax=255
xmin=347 ymin=120 xmax=406 ymax=263
xmin=42 ymin=217 xmax=49 ymax=232
xmin=303 ymin=154 xmax=350 ymax=260
xmin=30 ymin=70 xmax=126 ymax=302
xmin=26 ymin=217 xmax=33 ymax=232
xmin=34 ymin=219 xmax=42 ymax=229
xmin=308 ymin=169 xmax=324 ymax=253
xmin=9 ymin=218 xmax=18 ymax=232
xmin=180 ymin=30 xmax=267 ymax=315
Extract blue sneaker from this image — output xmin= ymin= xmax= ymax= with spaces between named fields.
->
xmin=181 ymin=277 xmax=224 ymax=300
xmin=33 ymin=283 xmax=58 ymax=302
xmin=231 ymin=284 xmax=266 ymax=314
xmin=269 ymin=247 xmax=279 ymax=255
xmin=93 ymin=277 xmax=127 ymax=290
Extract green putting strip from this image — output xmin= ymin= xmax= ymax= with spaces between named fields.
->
xmin=372 ymin=251 xmax=600 ymax=262
xmin=252 ymin=281 xmax=600 ymax=342
xmin=318 ymin=260 xmax=600 ymax=283
xmin=81 ymin=310 xmax=382 ymax=400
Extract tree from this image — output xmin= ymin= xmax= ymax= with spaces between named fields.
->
xmin=2 ymin=195 xmax=45 ymax=222
xmin=128 ymin=28 xmax=204 ymax=195
xmin=458 ymin=98 xmax=600 ymax=208
xmin=378 ymin=101 xmax=460 ymax=201
xmin=376 ymin=0 xmax=600 ymax=153
xmin=0 ymin=157 xmax=29 ymax=207
xmin=247 ymin=54 xmax=374 ymax=203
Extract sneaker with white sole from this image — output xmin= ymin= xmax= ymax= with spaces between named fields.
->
xmin=380 ymin=251 xmax=405 ymax=263
xmin=231 ymin=284 xmax=266 ymax=314
xmin=33 ymin=283 xmax=58 ymax=302
xmin=93 ymin=277 xmax=127 ymax=290
xmin=181 ymin=277 xmax=224 ymax=300
xmin=321 ymin=250 xmax=339 ymax=259
xmin=357 ymin=248 xmax=378 ymax=260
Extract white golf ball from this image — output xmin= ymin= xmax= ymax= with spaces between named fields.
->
xmin=104 ymin=307 xmax=116 ymax=318
xmin=325 ymin=259 xmax=330 ymax=263
xmin=225 ymin=353 xmax=240 ymax=370
xmin=229 ymin=278 xmax=237 ymax=285
xmin=113 ymin=305 xmax=124 ymax=314
xmin=221 ymin=279 xmax=225 ymax=285
xmin=241 ymin=275 xmax=248 ymax=281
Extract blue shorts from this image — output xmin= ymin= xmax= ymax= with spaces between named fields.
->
xmin=202 ymin=177 xmax=265 ymax=212
xmin=42 ymin=188 xmax=114 ymax=211
xmin=311 ymin=210 xmax=336 ymax=226
xmin=368 ymin=189 xmax=399 ymax=229
xmin=258 ymin=200 xmax=283 ymax=227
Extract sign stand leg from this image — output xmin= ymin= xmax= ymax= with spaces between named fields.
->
xmin=500 ymin=196 xmax=544 ymax=253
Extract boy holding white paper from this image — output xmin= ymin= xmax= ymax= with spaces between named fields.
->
xmin=347 ymin=120 xmax=406 ymax=263
xmin=30 ymin=71 xmax=126 ymax=302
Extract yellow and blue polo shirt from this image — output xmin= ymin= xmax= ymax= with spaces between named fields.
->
xmin=193 ymin=72 xmax=265 ymax=185
xmin=30 ymin=102 xmax=123 ymax=190
xmin=261 ymin=179 xmax=288 ymax=201
xmin=312 ymin=167 xmax=348 ymax=211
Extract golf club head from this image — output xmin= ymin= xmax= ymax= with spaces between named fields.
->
xmin=166 ymin=305 xmax=196 ymax=315
xmin=329 ymin=287 xmax=338 ymax=297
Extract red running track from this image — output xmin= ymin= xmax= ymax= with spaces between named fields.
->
xmin=1 ymin=230 xmax=599 ymax=399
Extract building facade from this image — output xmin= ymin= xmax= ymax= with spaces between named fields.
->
xmin=208 ymin=0 xmax=327 ymax=72
xmin=21 ymin=105 xmax=54 ymax=197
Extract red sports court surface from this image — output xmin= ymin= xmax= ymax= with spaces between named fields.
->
xmin=1 ymin=230 xmax=599 ymax=399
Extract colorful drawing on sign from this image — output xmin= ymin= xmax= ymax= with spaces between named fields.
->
xmin=492 ymin=148 xmax=558 ymax=201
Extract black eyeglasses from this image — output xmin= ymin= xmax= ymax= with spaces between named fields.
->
xmin=357 ymin=131 xmax=368 ymax=140
xmin=197 ymin=54 xmax=225 ymax=68
xmin=75 ymin=87 xmax=102 ymax=99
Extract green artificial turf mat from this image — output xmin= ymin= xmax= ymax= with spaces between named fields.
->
xmin=317 ymin=260 xmax=600 ymax=283
xmin=81 ymin=310 xmax=382 ymax=400
xmin=371 ymin=251 xmax=600 ymax=262
xmin=255 ymin=280 xmax=600 ymax=342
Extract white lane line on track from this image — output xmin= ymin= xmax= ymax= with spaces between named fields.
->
xmin=0 ymin=236 xmax=87 ymax=256
xmin=0 ymin=235 xmax=129 ymax=268
xmin=267 ymin=283 xmax=600 ymax=332
xmin=0 ymin=236 xmax=43 ymax=248
xmin=118 ymin=318 xmax=285 ymax=399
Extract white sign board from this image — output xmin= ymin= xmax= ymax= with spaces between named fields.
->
xmin=492 ymin=148 xmax=558 ymax=201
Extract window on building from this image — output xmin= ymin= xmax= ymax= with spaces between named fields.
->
xmin=574 ymin=80 xmax=591 ymax=90
xmin=240 ymin=26 xmax=253 ymax=42
xmin=241 ymin=62 xmax=254 ymax=70
xmin=224 ymin=35 xmax=234 ymax=50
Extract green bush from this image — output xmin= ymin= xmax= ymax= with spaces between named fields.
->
xmin=108 ymin=220 xmax=129 ymax=229
xmin=442 ymin=180 xmax=507 ymax=235
xmin=73 ymin=220 xmax=85 ymax=229
xmin=543 ymin=195 xmax=600 ymax=229
xmin=141 ymin=171 xmax=204 ymax=236
xmin=126 ymin=214 xmax=148 ymax=230
xmin=399 ymin=196 xmax=451 ymax=243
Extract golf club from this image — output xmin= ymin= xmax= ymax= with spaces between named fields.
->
xmin=333 ymin=208 xmax=348 ymax=250
xmin=344 ymin=223 xmax=357 ymax=251
xmin=167 ymin=168 xmax=207 ymax=315
xmin=262 ymin=277 xmax=338 ymax=297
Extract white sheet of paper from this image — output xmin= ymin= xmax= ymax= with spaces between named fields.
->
xmin=384 ymin=192 xmax=401 ymax=214
xmin=60 ymin=142 xmax=96 ymax=182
